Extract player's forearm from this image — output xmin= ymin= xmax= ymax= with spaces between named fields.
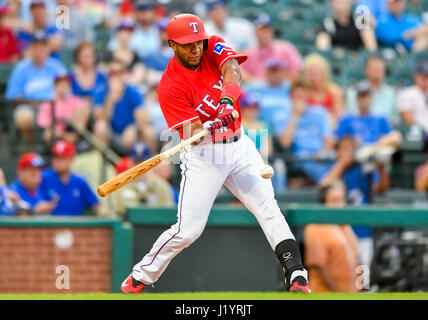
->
xmin=182 ymin=119 xmax=205 ymax=141
xmin=221 ymin=59 xmax=242 ymax=87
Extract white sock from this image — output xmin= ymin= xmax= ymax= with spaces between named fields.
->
xmin=290 ymin=269 xmax=308 ymax=283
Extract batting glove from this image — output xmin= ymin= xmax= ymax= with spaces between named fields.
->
xmin=217 ymin=97 xmax=236 ymax=127
xmin=203 ymin=118 xmax=227 ymax=136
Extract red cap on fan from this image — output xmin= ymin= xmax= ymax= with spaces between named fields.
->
xmin=167 ymin=13 xmax=209 ymax=45
xmin=52 ymin=140 xmax=76 ymax=158
xmin=17 ymin=153 xmax=45 ymax=170
xmin=115 ymin=157 xmax=133 ymax=174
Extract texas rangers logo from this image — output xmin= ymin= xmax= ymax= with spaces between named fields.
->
xmin=213 ymin=42 xmax=232 ymax=55
xmin=189 ymin=22 xmax=199 ymax=33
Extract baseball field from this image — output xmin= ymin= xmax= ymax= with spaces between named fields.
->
xmin=1 ymin=292 xmax=428 ymax=300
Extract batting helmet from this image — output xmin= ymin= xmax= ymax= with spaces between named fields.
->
xmin=167 ymin=13 xmax=209 ymax=45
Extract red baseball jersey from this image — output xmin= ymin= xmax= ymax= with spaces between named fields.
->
xmin=157 ymin=35 xmax=247 ymax=141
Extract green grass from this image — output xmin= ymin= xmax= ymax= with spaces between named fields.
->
xmin=1 ymin=292 xmax=428 ymax=300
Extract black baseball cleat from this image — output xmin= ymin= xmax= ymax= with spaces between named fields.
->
xmin=289 ymin=276 xmax=311 ymax=293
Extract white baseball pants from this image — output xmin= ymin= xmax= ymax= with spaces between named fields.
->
xmin=132 ymin=134 xmax=295 ymax=285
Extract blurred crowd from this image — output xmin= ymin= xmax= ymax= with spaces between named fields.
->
xmin=0 ymin=0 xmax=427 ymax=220
xmin=0 ymin=0 xmax=427 ymax=293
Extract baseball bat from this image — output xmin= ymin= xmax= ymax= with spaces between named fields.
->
xmin=97 ymin=128 xmax=208 ymax=197
xmin=97 ymin=111 xmax=239 ymax=197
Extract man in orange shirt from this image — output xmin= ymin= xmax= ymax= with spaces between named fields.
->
xmin=304 ymin=180 xmax=360 ymax=292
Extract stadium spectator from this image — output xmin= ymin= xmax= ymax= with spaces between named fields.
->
xmin=150 ymin=160 xmax=179 ymax=205
xmin=397 ymin=60 xmax=428 ymax=133
xmin=277 ymin=81 xmax=334 ymax=185
xmin=71 ymin=139 xmax=118 ymax=217
xmin=304 ymin=54 xmax=344 ymax=128
xmin=415 ymin=135 xmax=428 ymax=195
xmin=336 ymin=81 xmax=402 ymax=150
xmin=240 ymin=92 xmax=271 ymax=162
xmin=304 ymin=180 xmax=360 ymax=292
xmin=0 ymin=4 xmax=19 ymax=63
xmin=101 ymin=18 xmax=147 ymax=86
xmin=108 ymin=1 xmax=160 ymax=60
xmin=375 ymin=0 xmax=425 ymax=52
xmin=144 ymin=17 xmax=174 ymax=73
xmin=6 ymin=31 xmax=66 ymax=144
xmin=70 ymin=42 xmax=109 ymax=108
xmin=141 ymin=83 xmax=169 ymax=148
xmin=319 ymin=135 xmax=390 ymax=267
xmin=8 ymin=153 xmax=57 ymax=214
xmin=6 ymin=31 xmax=66 ymax=101
xmin=93 ymin=59 xmax=146 ymax=153
xmin=243 ymin=59 xmax=291 ymax=136
xmin=37 ymin=72 xmax=91 ymax=146
xmin=320 ymin=135 xmax=390 ymax=205
xmin=103 ymin=0 xmax=135 ymax=29
xmin=54 ymin=0 xmax=95 ymax=51
xmin=17 ymin=0 xmax=62 ymax=58
xmin=203 ymin=0 xmax=256 ymax=51
xmin=115 ymin=141 xmax=175 ymax=216
xmin=0 ymin=168 xmax=28 ymax=216
xmin=40 ymin=140 xmax=99 ymax=216
xmin=345 ymin=56 xmax=398 ymax=125
xmin=73 ymin=0 xmax=110 ymax=27
xmin=241 ymin=13 xmax=303 ymax=83
xmin=316 ymin=0 xmax=377 ymax=51
xmin=3 ymin=0 xmax=28 ymax=32
xmin=19 ymin=0 xmax=56 ymax=25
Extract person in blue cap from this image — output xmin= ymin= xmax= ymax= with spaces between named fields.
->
xmin=114 ymin=141 xmax=176 ymax=215
xmin=6 ymin=30 xmax=67 ymax=143
xmin=17 ymin=0 xmax=63 ymax=58
xmin=6 ymin=30 xmax=66 ymax=101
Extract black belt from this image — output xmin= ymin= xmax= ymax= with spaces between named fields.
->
xmin=214 ymin=132 xmax=241 ymax=144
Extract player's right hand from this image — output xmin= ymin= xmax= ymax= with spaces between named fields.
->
xmin=203 ymin=118 xmax=227 ymax=136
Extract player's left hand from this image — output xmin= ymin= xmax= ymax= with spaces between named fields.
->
xmin=203 ymin=118 xmax=227 ymax=136
xmin=217 ymin=97 xmax=236 ymax=127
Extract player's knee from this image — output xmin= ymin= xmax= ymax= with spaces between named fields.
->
xmin=179 ymin=228 xmax=203 ymax=247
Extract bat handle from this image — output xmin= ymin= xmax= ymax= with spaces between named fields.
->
xmin=232 ymin=110 xmax=239 ymax=120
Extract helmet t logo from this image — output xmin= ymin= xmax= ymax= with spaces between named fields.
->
xmin=189 ymin=22 xmax=199 ymax=33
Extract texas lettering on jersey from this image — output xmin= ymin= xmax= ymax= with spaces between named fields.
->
xmin=194 ymin=76 xmax=223 ymax=121
xmin=157 ymin=35 xmax=248 ymax=141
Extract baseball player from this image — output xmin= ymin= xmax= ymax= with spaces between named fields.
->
xmin=121 ymin=13 xmax=311 ymax=293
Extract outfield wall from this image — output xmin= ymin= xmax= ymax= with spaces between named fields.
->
xmin=0 ymin=218 xmax=132 ymax=293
